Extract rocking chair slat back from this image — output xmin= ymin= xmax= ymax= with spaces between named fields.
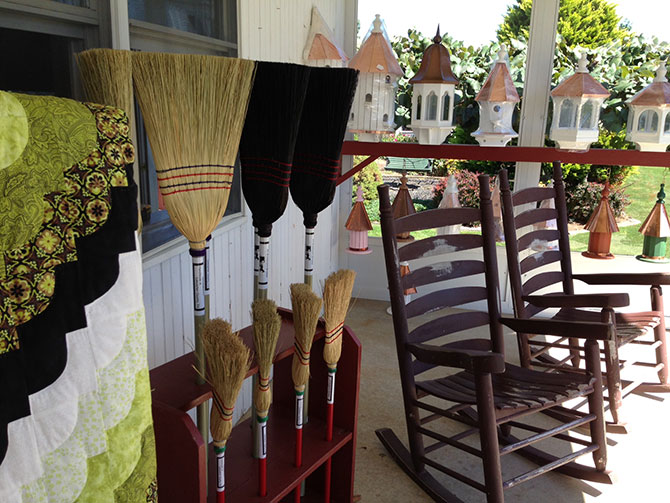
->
xmin=511 ymin=186 xmax=556 ymax=206
xmin=515 ymin=207 xmax=559 ymax=230
xmin=517 ymin=229 xmax=561 ymax=252
xmin=406 ymin=286 xmax=489 ymax=318
xmin=395 ymin=207 xmax=481 ymax=234
xmin=409 ymin=311 xmax=493 ymax=345
xmin=403 ymin=260 xmax=486 ymax=291
xmin=523 ymin=271 xmax=566 ymax=296
xmin=520 ymin=250 xmax=563 ymax=275
xmin=399 ymin=234 xmax=483 ymax=261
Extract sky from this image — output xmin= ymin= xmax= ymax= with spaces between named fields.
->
xmin=357 ymin=0 xmax=670 ymax=46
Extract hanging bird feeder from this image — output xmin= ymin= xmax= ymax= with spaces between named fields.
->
xmin=626 ymin=61 xmax=670 ymax=152
xmin=550 ymin=54 xmax=609 ymax=152
xmin=346 ymin=185 xmax=373 ymax=254
xmin=582 ymin=181 xmax=619 ymax=259
xmin=637 ymin=183 xmax=670 ymax=263
xmin=472 ymin=46 xmax=520 ymax=147
xmin=392 ymin=172 xmax=416 ymax=242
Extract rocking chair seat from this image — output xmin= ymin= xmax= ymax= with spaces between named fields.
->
xmin=417 ymin=363 xmax=595 ymax=412
xmin=553 ymin=308 xmax=662 ymax=347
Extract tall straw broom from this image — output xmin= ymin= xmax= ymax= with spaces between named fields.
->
xmin=289 ymin=284 xmax=322 ymax=474
xmin=322 ymin=269 xmax=356 ymax=503
xmin=290 ymin=67 xmax=358 ymax=288
xmin=132 ymin=51 xmax=255 ymax=448
xmin=252 ymin=299 xmax=282 ymax=497
xmin=240 ymin=62 xmax=311 ymax=300
xmin=202 ymin=319 xmax=251 ymax=503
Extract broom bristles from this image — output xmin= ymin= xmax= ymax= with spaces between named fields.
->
xmin=252 ymin=299 xmax=282 ymax=416
xmin=132 ymin=52 xmax=255 ymax=250
xmin=77 ymin=49 xmax=133 ymax=117
xmin=290 ymin=283 xmax=323 ymax=390
xmin=323 ymin=269 xmax=356 ymax=368
xmin=202 ymin=318 xmax=251 ymax=444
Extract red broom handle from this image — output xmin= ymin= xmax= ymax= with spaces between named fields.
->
xmin=324 ymin=458 xmax=332 ymax=503
xmin=259 ymin=458 xmax=267 ymax=497
xmin=324 ymin=368 xmax=336 ymax=503
xmin=258 ymin=414 xmax=268 ymax=497
xmin=294 ymin=388 xmax=304 ymax=503
xmin=214 ymin=444 xmax=226 ymax=503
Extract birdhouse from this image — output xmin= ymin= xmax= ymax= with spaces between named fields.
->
xmin=550 ymin=54 xmax=609 ymax=152
xmin=345 ymin=185 xmax=373 ymax=254
xmin=582 ymin=182 xmax=619 ymax=259
xmin=348 ymin=14 xmax=403 ymax=142
xmin=392 ymin=172 xmax=416 ymax=241
xmin=472 ymin=46 xmax=520 ymax=147
xmin=626 ymin=62 xmax=670 ymax=152
xmin=436 ymin=175 xmax=461 ymax=235
xmin=303 ymin=7 xmax=348 ymax=68
xmin=637 ymin=184 xmax=670 ymax=263
xmin=408 ymin=26 xmax=458 ymax=145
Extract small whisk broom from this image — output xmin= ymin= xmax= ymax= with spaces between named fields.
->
xmin=132 ymin=52 xmax=255 ymax=447
xmin=322 ymin=269 xmax=356 ymax=503
xmin=252 ymin=299 xmax=282 ymax=497
xmin=289 ymin=283 xmax=323 ymax=503
xmin=202 ymin=319 xmax=250 ymax=503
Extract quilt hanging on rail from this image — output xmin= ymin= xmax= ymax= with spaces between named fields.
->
xmin=0 ymin=91 xmax=157 ymax=502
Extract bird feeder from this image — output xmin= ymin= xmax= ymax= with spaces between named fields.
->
xmin=472 ymin=46 xmax=520 ymax=147
xmin=408 ymin=26 xmax=458 ymax=145
xmin=582 ymin=182 xmax=619 ymax=259
xmin=637 ymin=183 xmax=670 ymax=263
xmin=626 ymin=61 xmax=670 ymax=152
xmin=303 ymin=6 xmax=348 ymax=68
xmin=345 ymin=185 xmax=373 ymax=254
xmin=348 ymin=14 xmax=403 ymax=142
xmin=392 ymin=172 xmax=416 ymax=241
xmin=550 ymin=54 xmax=609 ymax=152
xmin=436 ymin=175 xmax=461 ymax=235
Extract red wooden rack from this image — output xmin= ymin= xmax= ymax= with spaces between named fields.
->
xmin=149 ymin=308 xmax=362 ymax=503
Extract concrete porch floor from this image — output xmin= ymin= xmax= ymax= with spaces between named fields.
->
xmin=346 ymin=298 xmax=670 ymax=502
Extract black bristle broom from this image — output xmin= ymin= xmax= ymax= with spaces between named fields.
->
xmin=290 ymin=67 xmax=359 ymax=289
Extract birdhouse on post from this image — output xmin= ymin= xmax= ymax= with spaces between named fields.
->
xmin=626 ymin=61 xmax=670 ymax=152
xmin=582 ymin=182 xmax=619 ymax=259
xmin=550 ymin=54 xmax=609 ymax=152
xmin=437 ymin=175 xmax=461 ymax=235
xmin=345 ymin=185 xmax=373 ymax=254
xmin=408 ymin=26 xmax=458 ymax=145
xmin=348 ymin=14 xmax=403 ymax=142
xmin=303 ymin=6 xmax=348 ymax=68
xmin=637 ymin=184 xmax=670 ymax=263
xmin=472 ymin=46 xmax=520 ymax=147
xmin=392 ymin=172 xmax=416 ymax=241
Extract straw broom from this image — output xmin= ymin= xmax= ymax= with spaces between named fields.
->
xmin=322 ymin=269 xmax=356 ymax=503
xmin=202 ymin=319 xmax=250 ymax=503
xmin=289 ymin=283 xmax=322 ymax=502
xmin=252 ymin=299 xmax=282 ymax=497
xmin=132 ymin=52 xmax=255 ymax=447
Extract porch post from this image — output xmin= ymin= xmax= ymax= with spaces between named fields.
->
xmin=514 ymin=0 xmax=560 ymax=191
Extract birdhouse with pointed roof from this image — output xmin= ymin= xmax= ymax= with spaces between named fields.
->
xmin=303 ymin=7 xmax=348 ymax=68
xmin=626 ymin=62 xmax=670 ymax=152
xmin=408 ymin=26 xmax=458 ymax=145
xmin=348 ymin=14 xmax=403 ymax=142
xmin=346 ymin=185 xmax=373 ymax=254
xmin=582 ymin=182 xmax=619 ymax=259
xmin=392 ymin=172 xmax=416 ymax=241
xmin=472 ymin=46 xmax=520 ymax=147
xmin=550 ymin=54 xmax=609 ymax=152
xmin=637 ymin=184 xmax=670 ymax=262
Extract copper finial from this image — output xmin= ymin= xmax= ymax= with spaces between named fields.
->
xmin=433 ymin=25 xmax=442 ymax=44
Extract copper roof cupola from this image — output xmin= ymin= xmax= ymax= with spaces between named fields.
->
xmin=626 ymin=61 xmax=670 ymax=152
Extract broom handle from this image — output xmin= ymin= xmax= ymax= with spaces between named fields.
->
xmin=190 ymin=249 xmax=209 ymax=453
xmin=205 ymin=235 xmax=211 ymax=320
xmin=253 ymin=230 xmax=260 ymax=300
xmin=257 ymin=235 xmax=269 ymax=300
xmin=215 ymin=444 xmax=226 ymax=503
xmin=304 ymin=227 xmax=314 ymax=287
xmin=257 ymin=414 xmax=268 ymax=497
xmin=294 ymin=388 xmax=304 ymax=503
xmin=324 ymin=367 xmax=336 ymax=503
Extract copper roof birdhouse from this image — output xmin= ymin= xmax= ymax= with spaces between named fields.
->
xmin=303 ymin=6 xmax=348 ymax=68
xmin=346 ymin=185 xmax=373 ymax=254
xmin=637 ymin=183 xmax=670 ymax=262
xmin=392 ymin=172 xmax=416 ymax=241
xmin=626 ymin=62 xmax=670 ymax=152
xmin=582 ymin=182 xmax=619 ymax=259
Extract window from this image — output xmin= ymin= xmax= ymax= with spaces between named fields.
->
xmin=558 ymin=100 xmax=575 ymax=128
xmin=365 ymin=93 xmax=372 ymax=103
xmin=427 ymin=92 xmax=437 ymax=120
xmin=638 ymin=109 xmax=659 ymax=133
xmin=416 ymin=95 xmax=422 ymax=120
xmin=665 ymin=113 xmax=670 ymax=133
xmin=129 ymin=0 xmax=229 ymax=40
xmin=579 ymin=100 xmax=594 ymax=129
xmin=442 ymin=93 xmax=450 ymax=121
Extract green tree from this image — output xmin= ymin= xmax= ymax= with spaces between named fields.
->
xmin=497 ymin=0 xmax=629 ymax=49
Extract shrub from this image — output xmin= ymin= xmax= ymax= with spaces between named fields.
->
xmin=432 ymin=170 xmax=494 ymax=209
xmin=352 ymin=161 xmax=383 ymax=202
xmin=565 ymin=181 xmax=630 ymax=224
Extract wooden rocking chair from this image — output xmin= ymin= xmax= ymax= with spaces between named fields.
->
xmin=499 ymin=162 xmax=670 ymax=433
xmin=377 ymin=176 xmax=614 ymax=503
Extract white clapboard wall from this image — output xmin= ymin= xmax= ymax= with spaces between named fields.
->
xmin=142 ymin=0 xmax=355 ymax=423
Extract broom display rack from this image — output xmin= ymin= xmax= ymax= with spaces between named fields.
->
xmin=150 ymin=308 xmax=361 ymax=503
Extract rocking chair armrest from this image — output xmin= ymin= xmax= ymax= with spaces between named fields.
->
xmin=406 ymin=343 xmax=505 ymax=374
xmin=573 ymin=272 xmax=670 ymax=286
xmin=523 ymin=293 xmax=630 ymax=309
xmin=499 ymin=316 xmax=615 ymax=341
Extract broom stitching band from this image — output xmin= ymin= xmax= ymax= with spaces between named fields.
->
xmin=157 ymin=171 xmax=234 ymax=182
xmin=292 ymin=164 xmax=339 ymax=178
xmin=325 ymin=322 xmax=344 ymax=344
xmin=162 ymin=185 xmax=232 ymax=196
xmin=241 ymin=156 xmax=293 ymax=167
xmin=158 ymin=163 xmax=234 ymax=173
xmin=244 ymin=176 xmax=289 ymax=188
xmin=294 ymin=340 xmax=311 ymax=365
xmin=159 ymin=179 xmax=232 ymax=190
xmin=212 ymin=390 xmax=236 ymax=422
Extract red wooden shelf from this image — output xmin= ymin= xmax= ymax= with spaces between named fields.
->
xmin=150 ymin=309 xmax=362 ymax=503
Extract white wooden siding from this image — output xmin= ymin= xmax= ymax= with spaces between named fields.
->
xmin=142 ymin=0 xmax=353 ymax=422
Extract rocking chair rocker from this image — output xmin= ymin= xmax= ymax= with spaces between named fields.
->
xmin=499 ymin=163 xmax=670 ymax=433
xmin=377 ymin=176 xmax=614 ymax=502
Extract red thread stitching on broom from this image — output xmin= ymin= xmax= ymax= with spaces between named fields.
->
xmin=212 ymin=390 xmax=235 ymax=421
xmin=294 ymin=341 xmax=311 ymax=365
xmin=157 ymin=172 xmax=234 ymax=181
xmin=325 ymin=322 xmax=344 ymax=344
xmin=162 ymin=186 xmax=231 ymax=196
xmin=291 ymin=165 xmax=338 ymax=180
xmin=241 ymin=156 xmax=293 ymax=167
xmin=160 ymin=164 xmax=234 ymax=173
xmin=243 ymin=176 xmax=289 ymax=188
